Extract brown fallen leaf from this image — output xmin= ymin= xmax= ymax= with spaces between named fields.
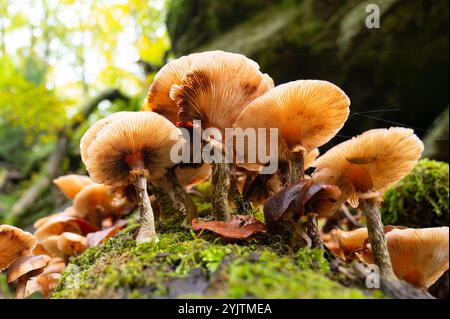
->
xmin=263 ymin=179 xmax=341 ymax=235
xmin=86 ymin=220 xmax=127 ymax=247
xmin=192 ymin=215 xmax=265 ymax=239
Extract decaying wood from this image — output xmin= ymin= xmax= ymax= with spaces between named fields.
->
xmin=9 ymin=89 xmax=129 ymax=220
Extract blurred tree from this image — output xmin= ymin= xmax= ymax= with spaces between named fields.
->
xmin=0 ymin=0 xmax=170 ymax=224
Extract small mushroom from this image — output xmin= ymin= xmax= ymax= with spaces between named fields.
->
xmin=312 ymin=127 xmax=424 ymax=279
xmin=0 ymin=225 xmax=37 ymax=271
xmin=234 ymin=80 xmax=350 ymax=184
xmin=34 ymin=213 xmax=98 ymax=242
xmin=53 ymin=174 xmax=93 ymax=200
xmin=57 ymin=232 xmax=88 ymax=260
xmin=142 ymin=52 xmax=200 ymax=123
xmin=6 ymin=254 xmax=51 ymax=299
xmin=83 ymin=112 xmax=183 ymax=243
xmin=361 ymin=227 xmax=449 ymax=289
xmin=17 ymin=257 xmax=65 ymax=298
xmin=7 ymin=254 xmax=51 ymax=283
xmin=170 ymin=50 xmax=274 ymax=221
xmin=73 ymin=183 xmax=130 ymax=226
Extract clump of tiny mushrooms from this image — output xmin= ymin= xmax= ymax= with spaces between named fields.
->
xmin=0 ymin=174 xmax=132 ymax=298
xmin=1 ymin=50 xmax=448 ymax=298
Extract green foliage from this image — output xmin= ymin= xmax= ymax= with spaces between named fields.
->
xmin=381 ymin=159 xmax=449 ymax=227
xmin=0 ymin=57 xmax=67 ymax=143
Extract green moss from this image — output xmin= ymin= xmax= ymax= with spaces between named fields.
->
xmin=51 ymin=214 xmax=374 ymax=299
xmin=381 ymin=159 xmax=449 ymax=228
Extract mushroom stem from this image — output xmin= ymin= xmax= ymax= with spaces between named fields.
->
xmin=134 ymin=174 xmax=158 ymax=244
xmin=288 ymin=147 xmax=305 ymax=184
xmin=126 ymin=153 xmax=158 ymax=244
xmin=165 ymin=168 xmax=198 ymax=228
xmin=304 ymin=213 xmax=323 ymax=249
xmin=212 ymin=162 xmax=232 ymax=221
xmin=360 ymin=198 xmax=396 ymax=280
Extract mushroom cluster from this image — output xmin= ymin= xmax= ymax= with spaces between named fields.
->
xmin=0 ymin=174 xmax=130 ymax=298
xmin=1 ymin=50 xmax=447 ymax=298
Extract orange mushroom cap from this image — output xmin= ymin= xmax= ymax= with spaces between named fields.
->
xmin=171 ymin=50 xmax=274 ymax=135
xmin=57 ymin=232 xmax=88 ymax=259
xmin=312 ymin=127 xmax=424 ymax=207
xmin=7 ymin=254 xmax=51 ymax=283
xmin=73 ymin=183 xmax=128 ymax=225
xmin=84 ymin=112 xmax=183 ymax=186
xmin=142 ymin=53 xmax=201 ymax=123
xmin=233 ymin=80 xmax=350 ymax=168
xmin=0 ymin=225 xmax=37 ymax=271
xmin=80 ymin=111 xmax=134 ymax=163
xmin=53 ymin=174 xmax=93 ymax=200
xmin=364 ymin=227 xmax=449 ymax=288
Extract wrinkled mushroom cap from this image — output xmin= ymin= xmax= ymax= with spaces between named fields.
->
xmin=171 ymin=50 xmax=274 ymax=134
xmin=0 ymin=225 xmax=37 ymax=271
xmin=85 ymin=112 xmax=183 ymax=186
xmin=312 ymin=127 xmax=424 ymax=207
xmin=7 ymin=254 xmax=51 ymax=283
xmin=142 ymin=53 xmax=201 ymax=123
xmin=234 ymin=80 xmax=350 ymax=165
xmin=80 ymin=111 xmax=134 ymax=163
xmin=382 ymin=227 xmax=449 ymax=288
xmin=53 ymin=174 xmax=93 ymax=200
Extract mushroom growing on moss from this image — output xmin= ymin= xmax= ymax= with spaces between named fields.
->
xmin=234 ymin=80 xmax=350 ymax=185
xmin=82 ymin=112 xmax=183 ymax=243
xmin=312 ymin=127 xmax=424 ymax=279
xmin=53 ymin=174 xmax=93 ymax=200
xmin=0 ymin=225 xmax=37 ymax=271
xmin=170 ymin=50 xmax=274 ymax=221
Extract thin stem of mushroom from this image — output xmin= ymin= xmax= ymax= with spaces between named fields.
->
xmin=126 ymin=153 xmax=158 ymax=244
xmin=212 ymin=162 xmax=232 ymax=221
xmin=288 ymin=148 xmax=305 ymax=184
xmin=360 ymin=198 xmax=396 ymax=280
xmin=165 ymin=168 xmax=198 ymax=228
xmin=134 ymin=174 xmax=158 ymax=244
xmin=305 ymin=213 xmax=323 ymax=249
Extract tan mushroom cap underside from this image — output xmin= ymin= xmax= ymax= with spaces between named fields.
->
xmin=312 ymin=127 xmax=424 ymax=206
xmin=234 ymin=80 xmax=350 ymax=163
xmin=382 ymin=227 xmax=449 ymax=288
xmin=85 ymin=112 xmax=183 ymax=186
xmin=171 ymin=50 xmax=274 ymax=134
xmin=142 ymin=53 xmax=201 ymax=123
xmin=304 ymin=148 xmax=320 ymax=170
xmin=80 ymin=111 xmax=134 ymax=163
xmin=0 ymin=225 xmax=37 ymax=271
xmin=7 ymin=254 xmax=51 ymax=283
xmin=53 ymin=174 xmax=93 ymax=200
